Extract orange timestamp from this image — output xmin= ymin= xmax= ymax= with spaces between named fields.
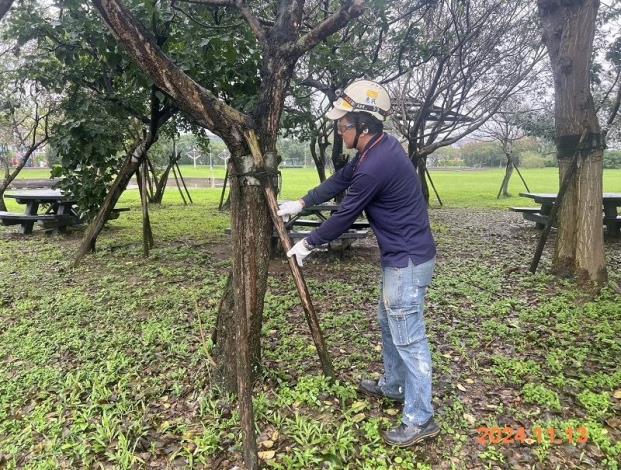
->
xmin=476 ymin=426 xmax=589 ymax=446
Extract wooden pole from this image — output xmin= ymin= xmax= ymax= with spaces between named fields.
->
xmin=530 ymin=129 xmax=587 ymax=273
xmin=244 ymin=130 xmax=334 ymax=379
xmin=425 ymin=167 xmax=442 ymax=206
xmin=138 ymin=161 xmax=153 ymax=256
xmin=513 ymin=161 xmax=531 ymax=193
xmin=175 ymin=162 xmax=193 ymax=204
xmin=171 ymin=164 xmax=187 ymax=205
xmin=219 ymin=162 xmax=230 ymax=211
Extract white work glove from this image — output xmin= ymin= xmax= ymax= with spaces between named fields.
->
xmin=277 ymin=200 xmax=304 ymax=222
xmin=287 ymin=238 xmax=313 ymax=267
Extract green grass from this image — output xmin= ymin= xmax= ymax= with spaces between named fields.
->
xmin=13 ymin=165 xmax=621 ymax=210
xmin=1 ymin=168 xmax=620 ymax=468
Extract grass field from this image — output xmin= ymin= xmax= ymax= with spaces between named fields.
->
xmin=2 ymin=165 xmax=620 ymax=469
xmin=14 ymin=166 xmax=621 ymax=210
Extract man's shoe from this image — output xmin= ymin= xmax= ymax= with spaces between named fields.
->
xmin=358 ymin=379 xmax=404 ymax=403
xmin=382 ymin=418 xmax=440 ymax=447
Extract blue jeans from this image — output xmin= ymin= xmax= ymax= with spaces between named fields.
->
xmin=377 ymin=257 xmax=435 ymax=426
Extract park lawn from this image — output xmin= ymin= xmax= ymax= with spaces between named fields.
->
xmin=13 ymin=165 xmax=621 ymax=210
xmin=0 ymin=186 xmax=620 ymax=469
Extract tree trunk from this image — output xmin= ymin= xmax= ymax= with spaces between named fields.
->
xmin=331 ymin=124 xmax=347 ymax=171
xmin=310 ymin=135 xmax=327 ymax=182
xmin=73 ymin=153 xmax=141 ymax=263
xmin=538 ymin=0 xmax=607 ymax=285
xmin=407 ymin=140 xmax=430 ymax=202
xmin=0 ymin=143 xmax=45 ymax=211
xmin=150 ymin=163 xmax=172 ymax=204
xmin=213 ymin=152 xmax=273 ymax=393
xmin=497 ymin=154 xmax=514 ymax=199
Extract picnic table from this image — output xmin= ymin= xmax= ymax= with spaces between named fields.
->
xmin=268 ymin=202 xmax=370 ymax=254
xmin=511 ymin=192 xmax=621 ymax=236
xmin=2 ymin=190 xmax=80 ymax=234
xmin=1 ymin=190 xmax=129 ymax=234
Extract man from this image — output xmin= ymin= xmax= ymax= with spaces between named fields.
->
xmin=277 ymin=80 xmax=439 ymax=447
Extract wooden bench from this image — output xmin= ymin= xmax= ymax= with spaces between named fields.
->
xmin=290 ymin=219 xmax=370 ymax=230
xmin=108 ymin=207 xmax=131 ymax=220
xmin=287 ymin=229 xmax=369 ymax=241
xmin=509 ymin=207 xmax=541 ymax=214
xmin=604 ymin=215 xmax=621 ymax=237
xmin=0 ymin=211 xmax=76 ymax=234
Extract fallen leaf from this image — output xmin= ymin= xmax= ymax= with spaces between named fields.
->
xmin=385 ymin=408 xmax=399 ymax=416
xmin=465 ymin=378 xmax=475 ymax=384
xmin=613 ymin=389 xmax=621 ymax=400
xmin=271 ymin=430 xmax=279 ymax=441
xmin=351 ymin=401 xmax=367 ymax=412
xmin=261 ymin=440 xmax=274 ymax=449
xmin=374 ymin=344 xmax=382 ymax=352
xmin=351 ymin=412 xmax=366 ymax=423
xmin=258 ymin=451 xmax=275 ymax=460
xmin=463 ymin=413 xmax=476 ymax=425
xmin=456 ymin=383 xmax=467 ymax=392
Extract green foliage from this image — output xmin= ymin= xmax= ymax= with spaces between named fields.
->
xmin=603 ymin=150 xmax=621 ymax=169
xmin=577 ymin=391 xmax=611 ymax=420
xmin=0 ymin=184 xmax=620 ymax=467
xmin=521 ymin=383 xmax=561 ymax=411
xmin=50 ymin=92 xmax=127 ymax=219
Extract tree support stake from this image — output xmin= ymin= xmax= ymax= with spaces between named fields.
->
xmin=530 ymin=129 xmax=588 ymax=273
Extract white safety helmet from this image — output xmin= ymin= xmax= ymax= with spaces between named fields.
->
xmin=326 ymin=80 xmax=391 ymax=122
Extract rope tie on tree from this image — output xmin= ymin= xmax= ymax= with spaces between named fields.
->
xmin=229 ymin=153 xmax=282 ymax=193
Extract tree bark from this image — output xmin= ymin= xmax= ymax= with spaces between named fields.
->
xmin=497 ymin=153 xmax=514 ymax=199
xmin=538 ymin=0 xmax=607 ymax=285
xmin=310 ymin=135 xmax=327 ymax=182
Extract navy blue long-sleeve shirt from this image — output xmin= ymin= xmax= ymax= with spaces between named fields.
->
xmin=302 ymin=132 xmax=436 ymax=268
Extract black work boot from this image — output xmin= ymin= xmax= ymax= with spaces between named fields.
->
xmin=358 ymin=379 xmax=404 ymax=403
xmin=382 ymin=418 xmax=440 ymax=447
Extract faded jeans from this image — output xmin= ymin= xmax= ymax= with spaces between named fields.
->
xmin=377 ymin=257 xmax=435 ymax=426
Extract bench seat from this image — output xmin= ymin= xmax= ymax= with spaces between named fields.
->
xmin=291 ymin=219 xmax=370 ymax=229
xmin=0 ymin=211 xmax=72 ymax=226
xmin=287 ymin=230 xmax=368 ymax=241
xmin=509 ymin=207 xmax=540 ymax=213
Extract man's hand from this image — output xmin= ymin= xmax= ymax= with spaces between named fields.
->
xmin=286 ymin=238 xmax=313 ymax=267
xmin=277 ymin=200 xmax=304 ymax=222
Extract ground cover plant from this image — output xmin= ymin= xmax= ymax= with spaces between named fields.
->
xmin=0 ymin=171 xmax=620 ymax=468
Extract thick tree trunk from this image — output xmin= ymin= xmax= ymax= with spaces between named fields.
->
xmin=538 ymin=0 xmax=607 ymax=285
xmin=213 ymin=152 xmax=273 ymax=393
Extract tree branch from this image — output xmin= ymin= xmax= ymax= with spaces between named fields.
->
xmin=91 ymin=0 xmax=248 ymax=140
xmin=177 ymin=0 xmax=267 ymax=45
xmin=291 ymin=0 xmax=365 ymax=57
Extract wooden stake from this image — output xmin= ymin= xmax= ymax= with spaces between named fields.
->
xmin=530 ymin=129 xmax=587 ymax=273
xmin=175 ymin=162 xmax=193 ymax=204
xmin=171 ymin=164 xmax=187 ymax=205
xmin=219 ymin=163 xmax=230 ymax=211
xmin=244 ymin=130 xmax=334 ymax=379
